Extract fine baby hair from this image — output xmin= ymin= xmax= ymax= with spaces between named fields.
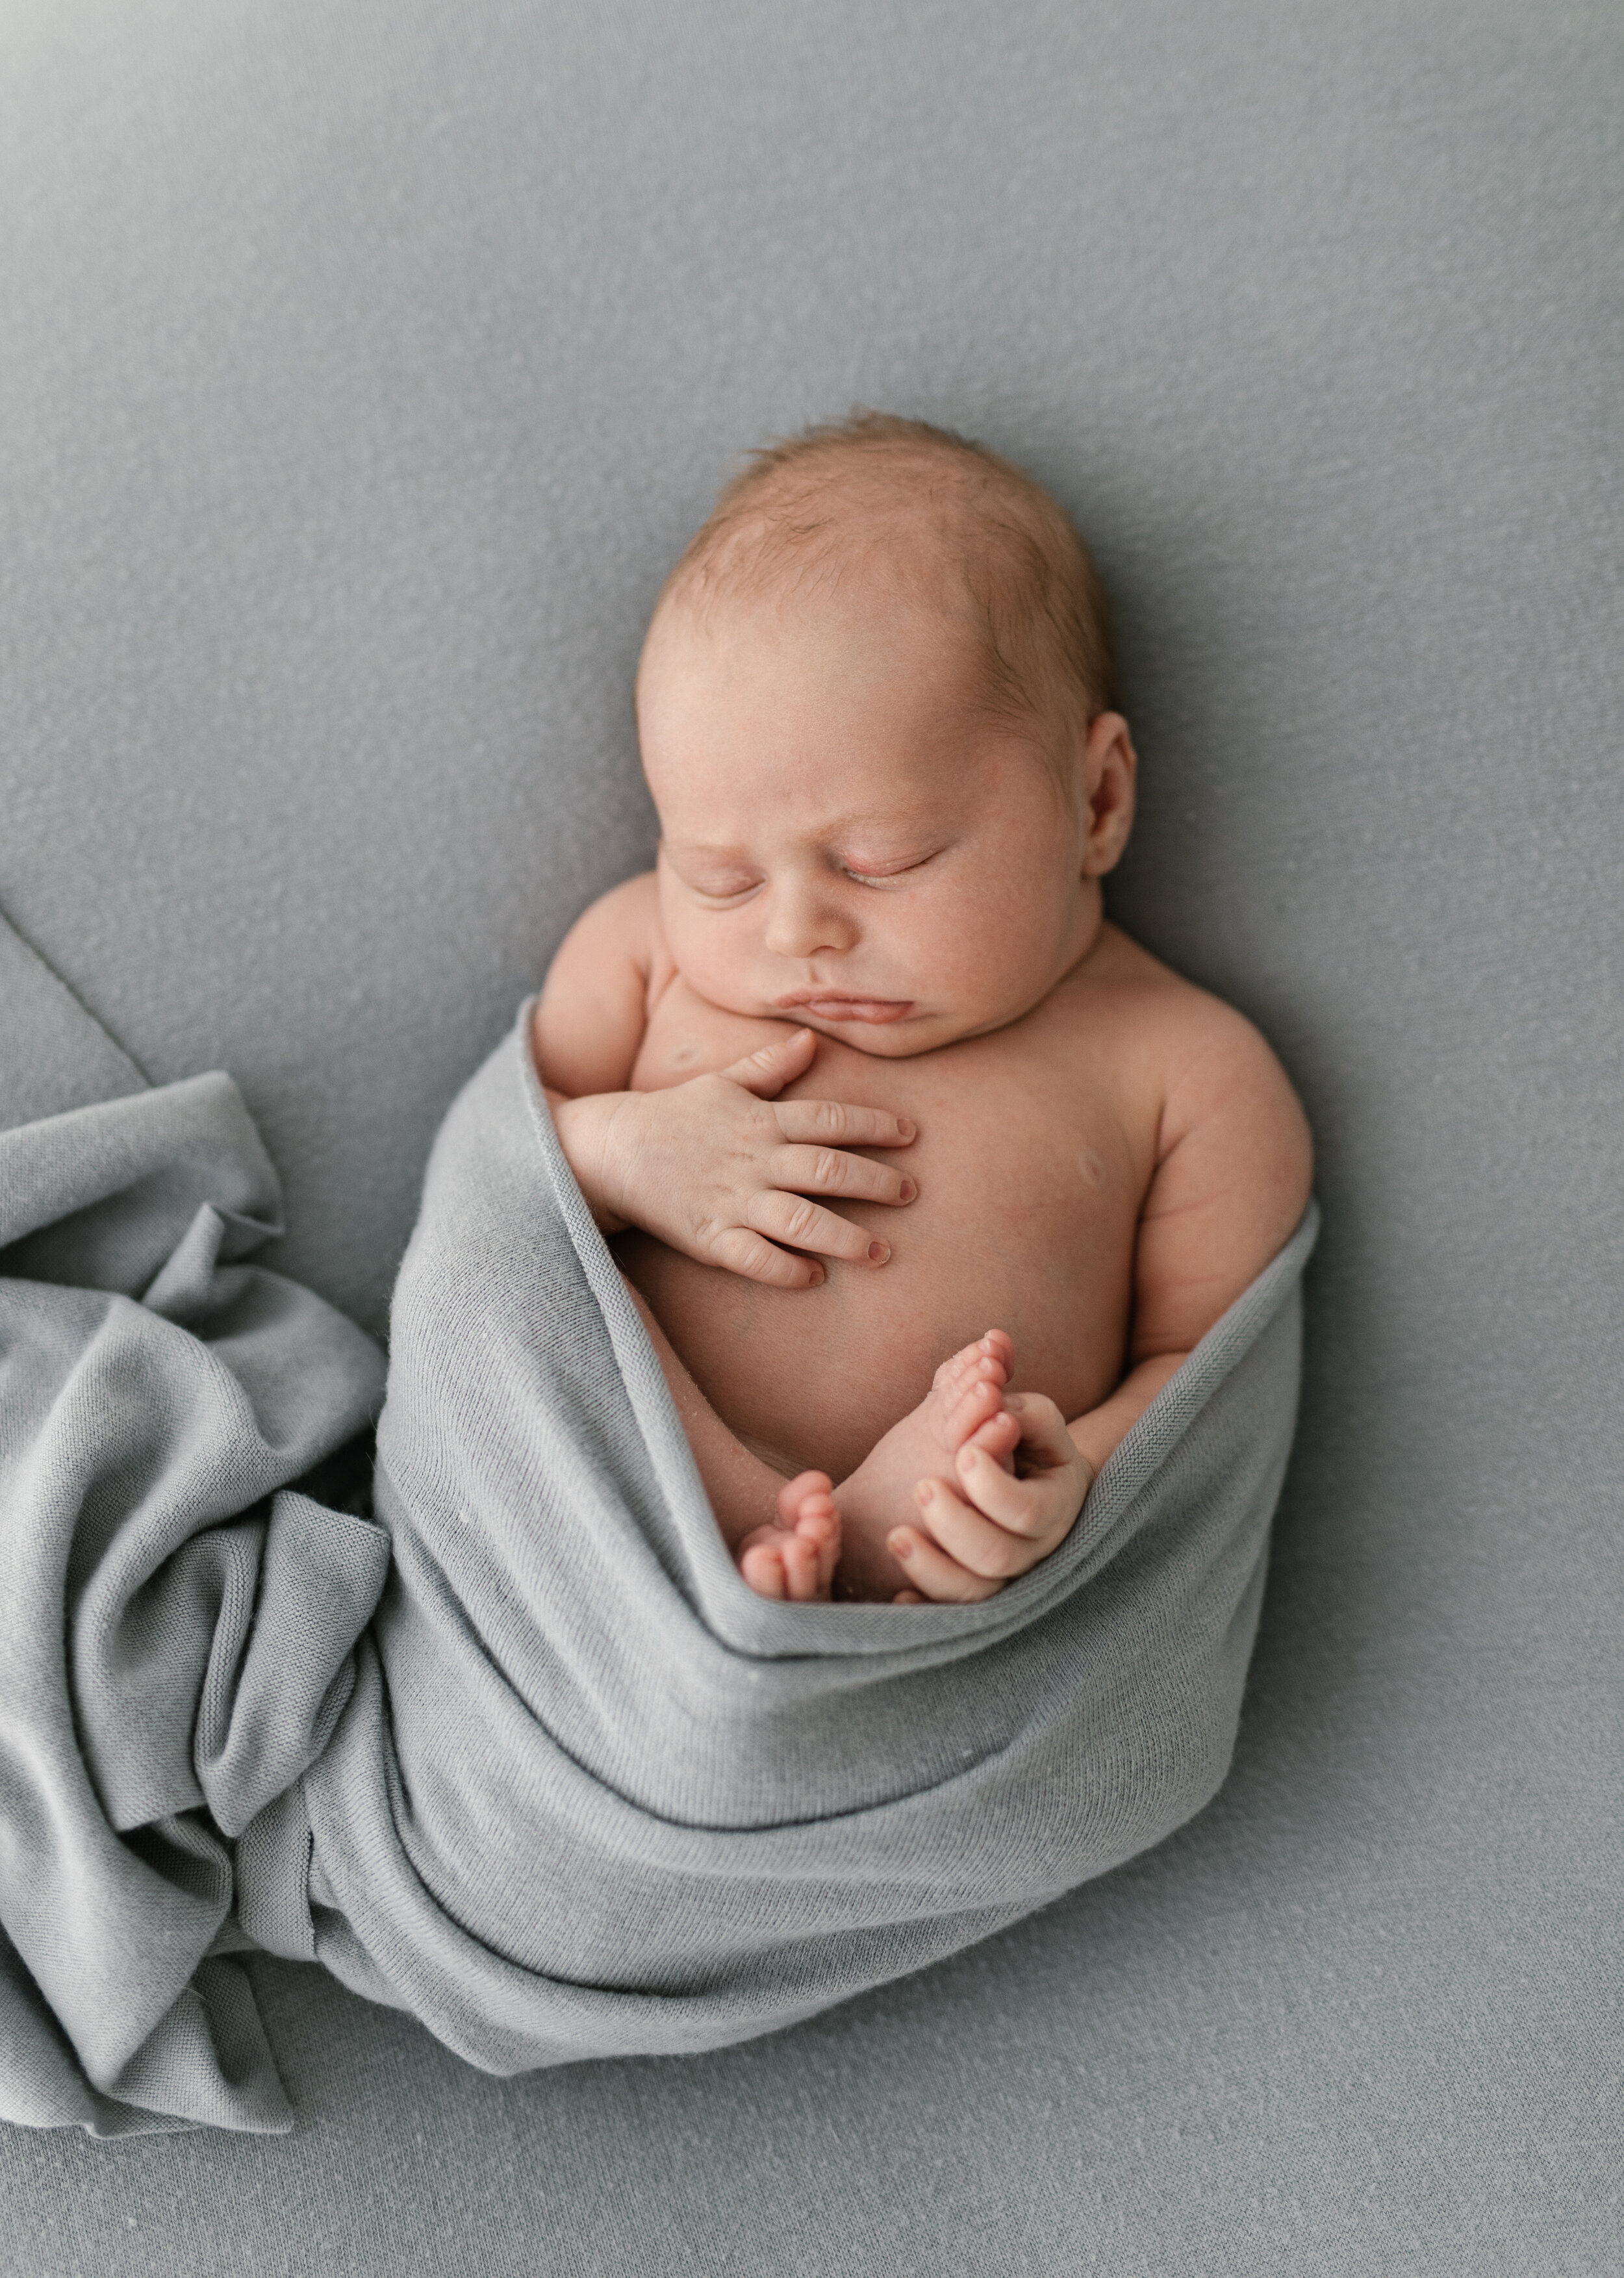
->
xmin=646 ymin=409 xmax=1122 ymax=748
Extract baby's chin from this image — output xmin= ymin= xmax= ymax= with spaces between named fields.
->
xmin=690 ymin=979 xmax=1011 ymax=1055
xmin=773 ymin=1002 xmax=982 ymax=1057
xmin=802 ymin=1019 xmax=933 ymax=1057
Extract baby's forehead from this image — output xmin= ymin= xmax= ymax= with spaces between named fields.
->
xmin=641 ymin=579 xmax=1069 ymax=835
xmin=643 ymin=557 xmax=980 ymax=701
xmin=650 ymin=714 xmax=1052 ymax=868
xmin=676 ymin=476 xmax=985 ymax=628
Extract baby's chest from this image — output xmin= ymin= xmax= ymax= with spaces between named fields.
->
xmin=623 ymin=980 xmax=1156 ymax=1445
xmin=630 ymin=982 xmax=1148 ymax=1250
xmin=629 ymin=984 xmax=800 ymax=1091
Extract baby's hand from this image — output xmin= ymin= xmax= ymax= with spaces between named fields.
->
xmin=887 ymin=1394 xmax=1095 ymax=1603
xmin=555 ymin=1026 xmax=918 ymax=1287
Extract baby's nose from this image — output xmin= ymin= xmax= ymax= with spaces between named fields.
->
xmin=762 ymin=881 xmax=858 ymax=959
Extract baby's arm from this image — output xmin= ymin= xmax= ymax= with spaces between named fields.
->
xmin=533 ymin=876 xmax=918 ymax=1284
xmin=530 ymin=874 xmax=660 ymax=1102
xmin=889 ymin=1004 xmax=1313 ymax=1601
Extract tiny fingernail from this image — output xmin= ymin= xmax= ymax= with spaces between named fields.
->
xmin=898 ymin=1177 xmax=918 ymax=1202
xmin=897 ymin=1118 xmax=917 ymax=1140
xmin=914 ymin=1481 xmax=932 ymax=1506
xmin=889 ymin=1530 xmax=912 ymax=1554
xmin=807 ymin=1266 xmax=825 ymax=1286
xmin=867 ymin=1240 xmax=891 ymax=1264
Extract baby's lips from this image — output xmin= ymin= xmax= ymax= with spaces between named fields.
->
xmin=782 ymin=994 xmax=916 ymax=1025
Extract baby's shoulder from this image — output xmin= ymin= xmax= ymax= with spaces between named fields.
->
xmin=1069 ymin=933 xmax=1312 ymax=1338
xmin=548 ymin=867 xmax=683 ymax=995
xmin=533 ymin=871 xmax=671 ymax=1096
xmin=565 ymin=868 xmax=662 ymax=960
xmin=1060 ymin=922 xmax=1237 ymax=1046
xmin=1067 ymin=925 xmax=1308 ymax=1145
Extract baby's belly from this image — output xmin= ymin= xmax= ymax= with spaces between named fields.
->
xmin=615 ymin=1032 xmax=1141 ymax=1482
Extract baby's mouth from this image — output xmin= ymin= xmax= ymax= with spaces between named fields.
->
xmin=777 ymin=991 xmax=916 ymax=1025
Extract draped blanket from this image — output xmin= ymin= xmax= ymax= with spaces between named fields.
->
xmin=0 ymin=918 xmax=1317 ymax=2136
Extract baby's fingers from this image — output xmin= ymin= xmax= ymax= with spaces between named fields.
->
xmin=951 ymin=1443 xmax=1081 ymax=1548
xmin=902 ymin=1474 xmax=1050 ymax=1580
xmin=772 ymin=1099 xmax=918 ymax=1151
xmin=884 ymin=1520 xmax=1004 ymax=1602
xmin=722 ymin=1028 xmax=820 ymax=1098
xmin=745 ymin=1190 xmax=895 ymax=1268
xmin=1003 ymin=1392 xmax=1082 ymax=1473
xmin=770 ymin=1142 xmax=918 ymax=1208
xmin=709 ymin=1227 xmax=828 ymax=1289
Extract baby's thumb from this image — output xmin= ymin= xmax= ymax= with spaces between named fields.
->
xmin=725 ymin=1026 xmax=818 ymax=1097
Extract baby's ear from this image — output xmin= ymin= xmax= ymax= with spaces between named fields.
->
xmin=1080 ymin=713 xmax=1137 ymax=877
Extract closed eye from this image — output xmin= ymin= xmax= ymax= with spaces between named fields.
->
xmin=690 ymin=880 xmax=764 ymax=906
xmin=840 ymin=849 xmax=944 ymax=887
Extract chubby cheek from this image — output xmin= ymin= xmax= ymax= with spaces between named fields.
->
xmin=830 ymin=882 xmax=1056 ymax=1026
xmin=659 ymin=905 xmax=769 ymax=1011
xmin=657 ymin=876 xmax=1068 ymax=1024
xmin=904 ymin=904 xmax=1052 ymax=1015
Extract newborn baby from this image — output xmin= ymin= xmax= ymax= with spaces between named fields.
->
xmin=533 ymin=414 xmax=1312 ymax=1603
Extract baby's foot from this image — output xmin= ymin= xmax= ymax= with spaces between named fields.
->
xmin=735 ymin=1471 xmax=843 ymax=1602
xmin=831 ymin=1332 xmax=1022 ymax=1601
xmin=923 ymin=1330 xmax=1022 ymax=1469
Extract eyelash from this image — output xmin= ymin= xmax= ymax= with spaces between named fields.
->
xmin=695 ymin=852 xmax=938 ymax=902
xmin=841 ymin=853 xmax=937 ymax=887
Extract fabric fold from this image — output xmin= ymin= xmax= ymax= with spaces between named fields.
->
xmin=0 ymin=916 xmax=389 ymax=2134
xmin=298 ymin=1006 xmax=1317 ymax=2075
xmin=1 ymin=921 xmax=1315 ymax=2136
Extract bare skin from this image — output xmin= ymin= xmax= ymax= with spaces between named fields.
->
xmin=534 ymin=574 xmax=1313 ymax=1602
xmin=734 ymin=1332 xmax=1022 ymax=1604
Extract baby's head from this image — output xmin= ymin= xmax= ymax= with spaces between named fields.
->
xmin=636 ymin=413 xmax=1136 ymax=1057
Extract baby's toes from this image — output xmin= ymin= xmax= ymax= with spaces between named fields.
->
xmin=776 ymin=1469 xmax=833 ymax=1533
xmin=967 ymin=1406 xmax=1022 ymax=1472
xmin=930 ymin=1336 xmax=1006 ymax=1424
xmin=931 ymin=1345 xmax=978 ymax=1400
xmin=940 ymin=1371 xmax=1008 ymax=1450
xmin=779 ymin=1530 xmax=829 ymax=1602
xmin=738 ymin=1536 xmax=789 ymax=1599
xmin=788 ymin=1493 xmax=842 ymax=1592
xmin=811 ymin=1501 xmax=843 ymax=1591
xmin=744 ymin=1478 xmax=842 ymax=1603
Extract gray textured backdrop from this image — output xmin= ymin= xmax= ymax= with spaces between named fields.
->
xmin=2 ymin=1 xmax=1621 ymax=2272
